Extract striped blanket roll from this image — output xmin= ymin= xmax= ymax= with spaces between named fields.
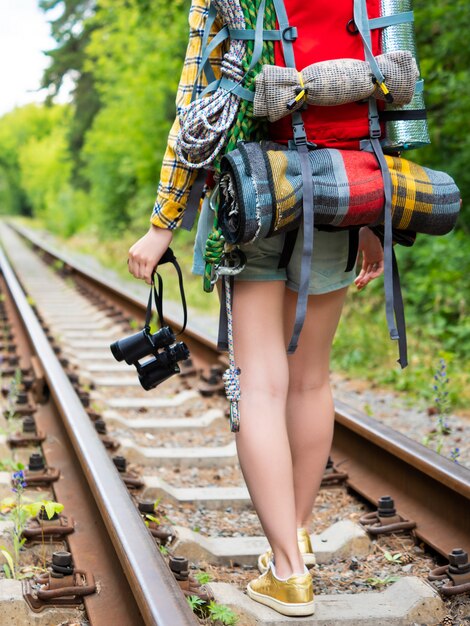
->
xmin=218 ymin=142 xmax=461 ymax=245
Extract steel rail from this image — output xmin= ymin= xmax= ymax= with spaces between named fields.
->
xmin=0 ymin=236 xmax=196 ymax=625
xmin=0 ymin=273 xmax=145 ymax=625
xmin=10 ymin=222 xmax=470 ymax=558
xmin=332 ymin=400 xmax=470 ymax=556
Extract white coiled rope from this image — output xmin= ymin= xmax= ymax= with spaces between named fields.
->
xmin=175 ymin=0 xmax=247 ymax=168
xmin=222 ymin=275 xmax=241 ymax=431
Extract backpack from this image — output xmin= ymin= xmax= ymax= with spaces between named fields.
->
xmin=169 ymin=0 xmax=460 ymax=429
xmin=176 ymin=0 xmax=429 ymax=170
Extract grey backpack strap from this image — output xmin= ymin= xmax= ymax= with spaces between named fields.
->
xmin=370 ymin=137 xmax=408 ymax=368
xmin=392 ymin=247 xmax=408 ymax=368
xmin=354 ymin=0 xmax=408 ymax=368
xmin=272 ymin=0 xmax=314 ymax=353
xmin=287 ymin=139 xmax=314 ymax=354
xmin=180 ymin=168 xmax=207 ymax=231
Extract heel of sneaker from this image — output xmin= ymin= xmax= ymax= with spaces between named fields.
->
xmin=247 ymin=585 xmax=315 ymax=616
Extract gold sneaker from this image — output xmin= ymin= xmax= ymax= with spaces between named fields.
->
xmin=247 ymin=562 xmax=315 ymax=616
xmin=257 ymin=528 xmax=316 ymax=574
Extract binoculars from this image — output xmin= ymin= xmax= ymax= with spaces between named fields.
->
xmin=110 ymin=325 xmax=190 ymax=390
xmin=110 ymin=247 xmax=190 ymax=390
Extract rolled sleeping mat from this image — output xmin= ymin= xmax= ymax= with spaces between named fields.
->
xmin=380 ymin=0 xmax=431 ymax=150
xmin=218 ymin=142 xmax=460 ymax=245
xmin=253 ymin=51 xmax=419 ymax=122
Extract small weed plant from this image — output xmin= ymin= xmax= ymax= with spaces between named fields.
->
xmin=383 ymin=551 xmax=402 ymax=564
xmin=422 ymin=359 xmax=460 ymax=462
xmin=0 ymin=459 xmax=24 ymax=472
xmin=207 ymin=601 xmax=238 ymax=625
xmin=1 ymin=468 xmax=27 ymax=578
xmin=5 ymin=368 xmax=22 ymax=420
xmin=186 ymin=594 xmax=206 ymax=618
xmin=27 ymin=499 xmax=64 ymax=520
xmin=194 ymin=571 xmax=213 ymax=585
xmin=366 ymin=575 xmax=400 ymax=587
xmin=186 ymin=596 xmax=238 ymax=625
xmin=52 ymin=259 xmax=64 ymax=272
xmin=0 ymin=471 xmax=64 ymax=579
xmin=143 ymin=498 xmax=162 ymax=528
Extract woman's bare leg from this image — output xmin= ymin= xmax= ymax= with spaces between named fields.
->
xmin=232 ymin=280 xmax=304 ymax=578
xmin=284 ymin=287 xmax=349 ymax=529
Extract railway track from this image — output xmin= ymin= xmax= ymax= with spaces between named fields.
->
xmin=0 ymin=220 xmax=468 ymax=625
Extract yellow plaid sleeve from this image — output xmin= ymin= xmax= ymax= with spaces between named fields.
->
xmin=150 ymin=0 xmax=223 ymax=230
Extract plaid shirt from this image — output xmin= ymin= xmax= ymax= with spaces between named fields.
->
xmin=150 ymin=0 xmax=224 ymax=230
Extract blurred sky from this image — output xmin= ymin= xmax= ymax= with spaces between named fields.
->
xmin=0 ymin=0 xmax=65 ymax=115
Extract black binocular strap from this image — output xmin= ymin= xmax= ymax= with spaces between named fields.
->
xmin=145 ymin=272 xmax=164 ymax=330
xmin=147 ymin=247 xmax=188 ymax=335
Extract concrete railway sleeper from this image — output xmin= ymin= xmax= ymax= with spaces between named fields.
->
xmin=0 ymin=221 xmax=467 ymax=625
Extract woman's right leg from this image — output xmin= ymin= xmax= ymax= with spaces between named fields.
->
xmin=232 ymin=280 xmax=304 ymax=578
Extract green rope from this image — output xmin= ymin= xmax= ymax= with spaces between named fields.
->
xmin=203 ymin=0 xmax=276 ymax=292
xmin=202 ymin=212 xmax=225 ymax=292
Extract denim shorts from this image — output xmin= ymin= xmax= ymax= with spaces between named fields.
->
xmin=192 ymin=193 xmax=357 ymax=295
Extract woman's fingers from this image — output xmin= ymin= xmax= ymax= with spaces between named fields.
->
xmin=127 ymin=256 xmax=140 ymax=279
xmin=355 ymin=260 xmax=383 ymax=290
xmin=127 ymin=225 xmax=173 ymax=284
xmin=127 ymin=254 xmax=140 ymax=278
xmin=128 ymin=250 xmax=159 ymax=284
xmin=128 ymin=253 xmax=148 ymax=281
xmin=143 ymin=260 xmax=156 ymax=285
xmin=354 ymin=271 xmax=365 ymax=288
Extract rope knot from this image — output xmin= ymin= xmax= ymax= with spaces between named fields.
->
xmin=222 ymin=366 xmax=241 ymax=402
xmin=203 ymin=227 xmax=225 ymax=264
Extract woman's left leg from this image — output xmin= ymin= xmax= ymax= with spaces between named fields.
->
xmin=232 ymin=280 xmax=305 ymax=579
xmin=283 ymin=286 xmax=349 ymax=529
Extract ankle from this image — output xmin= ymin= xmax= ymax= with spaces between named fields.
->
xmin=271 ymin=561 xmax=307 ymax=580
xmin=271 ymin=550 xmax=305 ymax=579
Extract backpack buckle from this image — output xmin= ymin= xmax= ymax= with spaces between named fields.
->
xmin=282 ymin=26 xmax=298 ymax=42
xmin=368 ymin=112 xmax=382 ymax=139
xmin=290 ymin=119 xmax=316 ymax=148
xmin=292 ymin=119 xmax=307 ymax=145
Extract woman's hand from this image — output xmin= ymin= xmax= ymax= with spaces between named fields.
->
xmin=128 ymin=224 xmax=173 ymax=284
xmin=354 ymin=227 xmax=384 ymax=291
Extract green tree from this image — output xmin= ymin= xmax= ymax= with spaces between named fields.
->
xmin=0 ymin=104 xmax=89 ymax=235
xmin=0 ymin=105 xmax=67 ymax=217
xmin=80 ymin=0 xmax=188 ymax=232
xmin=39 ymin=0 xmax=100 ymax=173
xmin=414 ymin=0 xmax=470 ymax=229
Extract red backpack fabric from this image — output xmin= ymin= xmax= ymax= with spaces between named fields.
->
xmin=269 ymin=0 xmax=382 ymax=148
